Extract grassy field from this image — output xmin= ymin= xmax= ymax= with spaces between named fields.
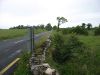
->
xmin=78 ymin=35 xmax=100 ymax=54
xmin=46 ymin=31 xmax=100 ymax=75
xmin=0 ymin=29 xmax=46 ymax=41
xmin=0 ymin=29 xmax=27 ymax=40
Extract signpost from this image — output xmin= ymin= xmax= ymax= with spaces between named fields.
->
xmin=32 ymin=26 xmax=35 ymax=54
xmin=28 ymin=26 xmax=34 ymax=54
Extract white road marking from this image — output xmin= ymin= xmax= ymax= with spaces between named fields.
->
xmin=14 ymin=40 xmax=24 ymax=44
xmin=8 ymin=49 xmax=21 ymax=58
xmin=3 ymin=40 xmax=7 ymax=42
xmin=35 ymin=35 xmax=39 ymax=37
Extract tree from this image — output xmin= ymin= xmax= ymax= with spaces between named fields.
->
xmin=81 ymin=23 xmax=86 ymax=29
xmin=9 ymin=25 xmax=31 ymax=29
xmin=53 ymin=25 xmax=57 ymax=30
xmin=57 ymin=17 xmax=68 ymax=31
xmin=45 ymin=23 xmax=52 ymax=31
xmin=87 ymin=23 xmax=92 ymax=30
xmin=40 ymin=24 xmax=44 ymax=29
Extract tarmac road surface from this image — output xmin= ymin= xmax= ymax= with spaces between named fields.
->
xmin=0 ymin=32 xmax=48 ymax=71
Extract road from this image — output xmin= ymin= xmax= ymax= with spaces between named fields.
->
xmin=0 ymin=32 xmax=48 ymax=71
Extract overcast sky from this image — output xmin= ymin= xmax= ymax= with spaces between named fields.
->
xmin=0 ymin=0 xmax=100 ymax=29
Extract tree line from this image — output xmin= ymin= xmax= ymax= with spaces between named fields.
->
xmin=10 ymin=23 xmax=56 ymax=31
xmin=10 ymin=17 xmax=100 ymax=35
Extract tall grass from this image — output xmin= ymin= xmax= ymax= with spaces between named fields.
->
xmin=46 ymin=31 xmax=100 ymax=75
xmin=14 ymin=52 xmax=32 ymax=75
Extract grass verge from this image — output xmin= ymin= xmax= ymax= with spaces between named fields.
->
xmin=14 ymin=52 xmax=32 ymax=75
xmin=46 ymin=32 xmax=100 ymax=75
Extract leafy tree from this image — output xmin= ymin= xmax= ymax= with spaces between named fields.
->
xmin=53 ymin=25 xmax=57 ymax=30
xmin=40 ymin=24 xmax=44 ymax=29
xmin=87 ymin=23 xmax=92 ymax=30
xmin=57 ymin=17 xmax=68 ymax=31
xmin=81 ymin=23 xmax=86 ymax=29
xmin=45 ymin=23 xmax=52 ymax=31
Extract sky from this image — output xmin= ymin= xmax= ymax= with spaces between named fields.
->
xmin=0 ymin=0 xmax=100 ymax=29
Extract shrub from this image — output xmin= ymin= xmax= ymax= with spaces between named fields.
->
xmin=61 ymin=26 xmax=88 ymax=35
xmin=94 ymin=27 xmax=100 ymax=35
xmin=52 ymin=33 xmax=87 ymax=64
xmin=71 ymin=26 xmax=88 ymax=35
xmin=52 ymin=33 xmax=64 ymax=63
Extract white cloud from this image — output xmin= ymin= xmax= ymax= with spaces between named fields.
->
xmin=0 ymin=0 xmax=100 ymax=28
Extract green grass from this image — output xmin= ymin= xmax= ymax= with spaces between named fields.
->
xmin=46 ymin=31 xmax=100 ymax=75
xmin=35 ymin=33 xmax=49 ymax=49
xmin=0 ymin=29 xmax=46 ymax=41
xmin=14 ymin=52 xmax=32 ymax=75
xmin=0 ymin=29 xmax=27 ymax=40
xmin=78 ymin=35 xmax=100 ymax=47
